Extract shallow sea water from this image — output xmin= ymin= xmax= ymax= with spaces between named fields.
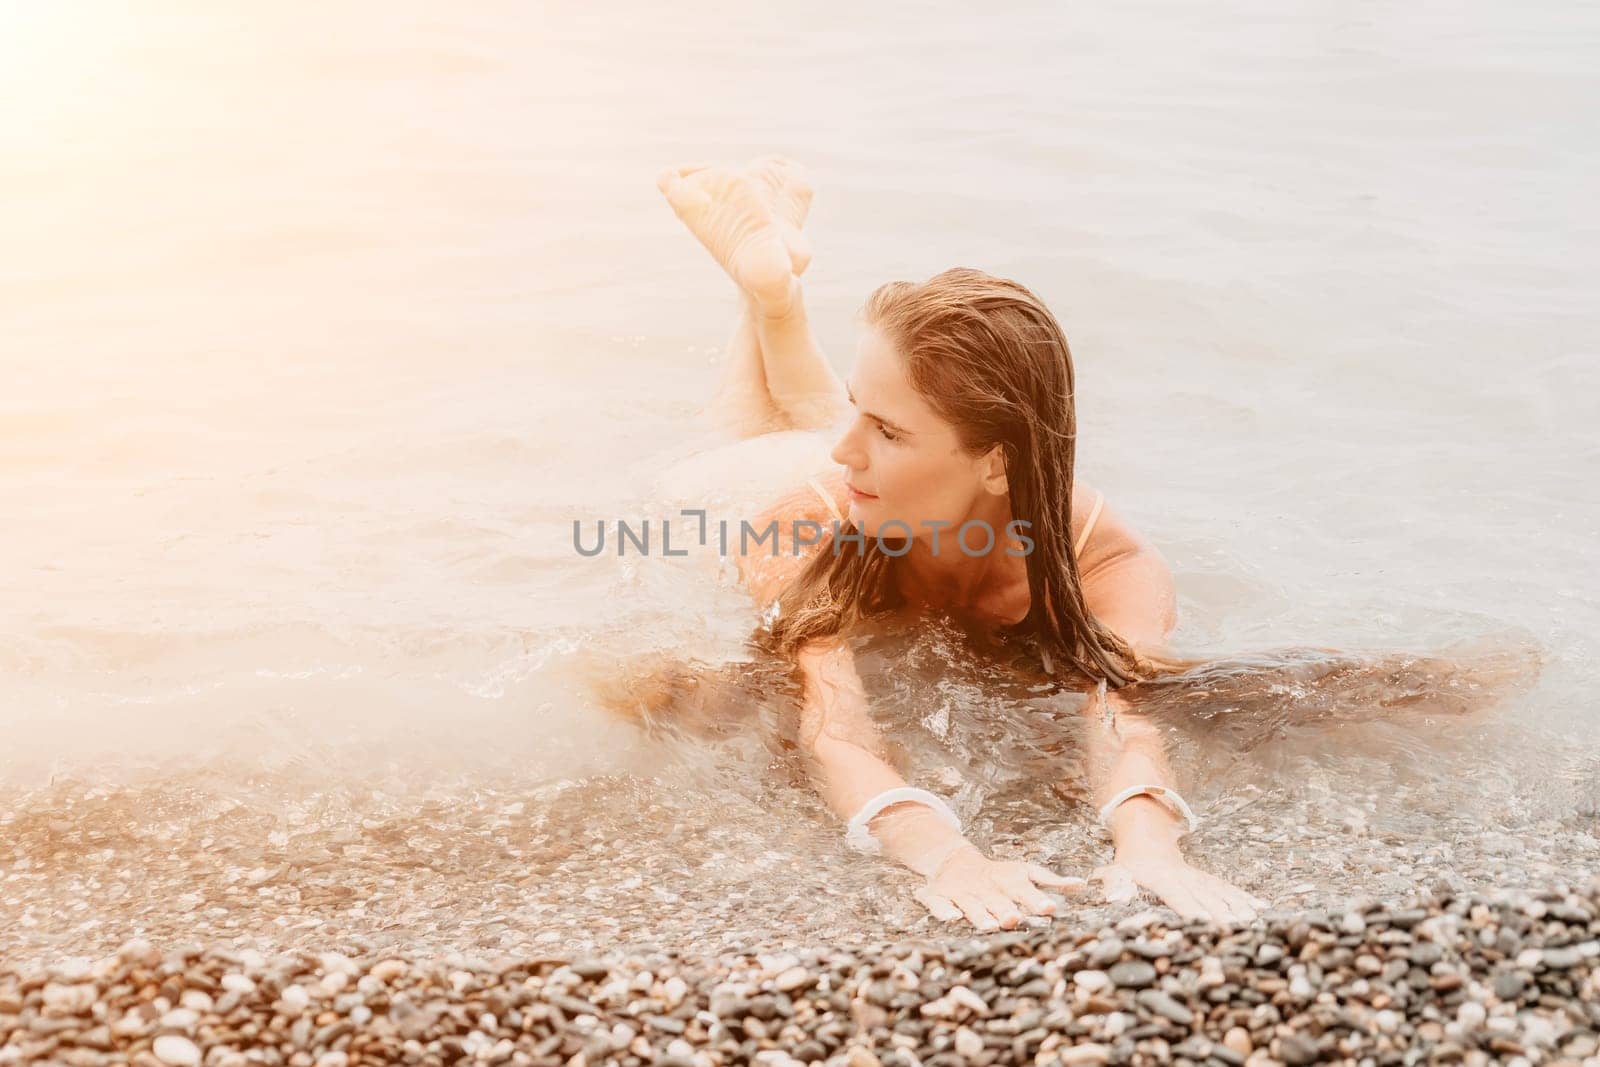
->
xmin=2 ymin=0 xmax=1598 ymax=967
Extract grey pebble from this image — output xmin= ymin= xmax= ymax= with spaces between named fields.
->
xmin=1088 ymin=938 xmax=1126 ymax=968
xmin=1136 ymin=988 xmax=1194 ymax=1024
xmin=1493 ymin=971 xmax=1527 ymax=1000
xmin=1543 ymin=946 xmax=1584 ymax=969
xmin=1107 ymin=960 xmax=1158 ymax=989
xmin=1277 ymin=1033 xmax=1322 ymax=1065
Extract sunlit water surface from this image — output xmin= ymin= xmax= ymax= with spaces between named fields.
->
xmin=2 ymin=0 xmax=1597 ymax=965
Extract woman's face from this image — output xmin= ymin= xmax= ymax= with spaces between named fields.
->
xmin=829 ymin=326 xmax=999 ymax=540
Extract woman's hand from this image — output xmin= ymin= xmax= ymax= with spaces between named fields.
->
xmin=1092 ymin=846 xmax=1266 ymax=924
xmin=913 ymin=845 xmax=1090 ymax=931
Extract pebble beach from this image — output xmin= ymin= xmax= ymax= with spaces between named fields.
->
xmin=6 ymin=770 xmax=1600 ymax=1066
xmin=5 ymin=878 xmax=1600 ymax=1067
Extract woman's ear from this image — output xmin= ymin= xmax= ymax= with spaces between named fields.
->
xmin=979 ymin=443 xmax=1008 ymax=496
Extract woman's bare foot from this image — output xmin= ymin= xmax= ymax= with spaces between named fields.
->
xmin=657 ymin=165 xmax=798 ymax=316
xmin=746 ymin=155 xmax=813 ymax=276
xmin=669 ymin=157 xmax=814 ymax=277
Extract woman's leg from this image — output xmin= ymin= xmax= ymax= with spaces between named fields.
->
xmin=752 ymin=277 xmax=850 ymax=433
xmin=701 ymin=285 xmax=849 ymax=437
xmin=659 ymin=160 xmax=849 ymax=438
xmin=744 ymin=157 xmax=849 ymax=431
xmin=701 ymin=297 xmax=788 ymax=439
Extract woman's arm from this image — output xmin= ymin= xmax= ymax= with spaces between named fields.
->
xmin=793 ymin=638 xmax=1085 ymax=928
xmin=1072 ymin=494 xmax=1263 ymax=921
xmin=1075 ymin=493 xmax=1187 ymax=849
xmin=731 ymin=494 xmax=1082 ymax=928
xmin=791 ymin=639 xmax=973 ymax=879
xmin=731 ymin=494 xmax=979 ymax=878
xmin=1079 ymin=683 xmax=1261 ymax=922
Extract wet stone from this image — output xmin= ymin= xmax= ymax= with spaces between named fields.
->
xmin=1136 ymin=988 xmax=1194 ymax=1025
xmin=1410 ymin=941 xmax=1445 ymax=966
xmin=1088 ymin=938 xmax=1126 ymax=968
xmin=1276 ymin=1032 xmax=1322 ymax=1065
xmin=1543 ymin=947 xmax=1584 ymax=969
xmin=1107 ymin=960 xmax=1158 ymax=989
xmin=1494 ymin=970 xmax=1528 ymax=1000
xmin=1130 ymin=938 xmax=1175 ymax=960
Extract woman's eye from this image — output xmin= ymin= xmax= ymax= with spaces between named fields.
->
xmin=877 ymin=424 xmax=898 ymax=441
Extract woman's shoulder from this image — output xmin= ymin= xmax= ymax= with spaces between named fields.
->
xmin=810 ymin=467 xmax=851 ymax=522
xmin=1070 ymin=479 xmax=1106 ymax=558
xmin=759 ymin=465 xmax=848 ymax=527
xmin=734 ymin=469 xmax=847 ymax=609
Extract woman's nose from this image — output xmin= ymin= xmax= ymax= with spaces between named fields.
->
xmin=829 ymin=424 xmax=863 ymax=469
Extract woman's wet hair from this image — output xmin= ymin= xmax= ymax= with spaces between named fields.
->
xmin=755 ymin=266 xmax=1197 ymax=691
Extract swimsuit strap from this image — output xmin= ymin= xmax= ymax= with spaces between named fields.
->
xmin=802 ymin=477 xmax=1096 ymax=547
xmin=806 ymin=476 xmax=845 ymax=524
xmin=1075 ymin=488 xmax=1105 ymax=556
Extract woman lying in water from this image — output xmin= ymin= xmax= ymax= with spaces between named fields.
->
xmin=628 ymin=156 xmax=1534 ymax=931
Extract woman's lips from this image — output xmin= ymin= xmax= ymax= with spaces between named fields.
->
xmin=847 ymin=484 xmax=877 ymax=500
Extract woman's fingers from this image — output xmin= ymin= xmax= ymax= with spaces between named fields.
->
xmin=1136 ymin=867 xmax=1257 ymax=925
xmin=1152 ymin=877 xmax=1206 ymax=921
xmin=1196 ymin=887 xmax=1234 ymax=924
xmin=1207 ymin=886 xmax=1251 ymax=924
xmin=981 ymin=890 xmax=1024 ymax=930
xmin=1026 ymin=863 xmax=1091 ymax=895
xmin=1211 ymin=877 xmax=1264 ymax=924
xmin=1088 ymin=856 xmax=1267 ymax=926
xmin=920 ymin=853 xmax=1097 ymax=930
xmin=946 ymin=891 xmax=1000 ymax=932
xmin=996 ymin=870 xmax=1057 ymax=917
xmin=1177 ymin=869 xmax=1257 ymax=924
xmin=920 ymin=883 xmax=1026 ymax=931
xmin=912 ymin=885 xmax=964 ymax=923
xmin=1190 ymin=883 xmax=1238 ymax=924
xmin=1092 ymin=863 xmax=1140 ymax=904
xmin=1101 ymin=862 xmax=1206 ymax=920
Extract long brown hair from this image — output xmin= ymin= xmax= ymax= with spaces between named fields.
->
xmin=757 ymin=267 xmax=1197 ymax=692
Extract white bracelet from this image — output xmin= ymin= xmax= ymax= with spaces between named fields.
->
xmin=845 ymin=786 xmax=963 ymax=854
xmin=1098 ymin=784 xmax=1199 ymax=837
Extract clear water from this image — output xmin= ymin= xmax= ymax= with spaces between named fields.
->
xmin=2 ymin=0 xmax=1597 ymax=965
